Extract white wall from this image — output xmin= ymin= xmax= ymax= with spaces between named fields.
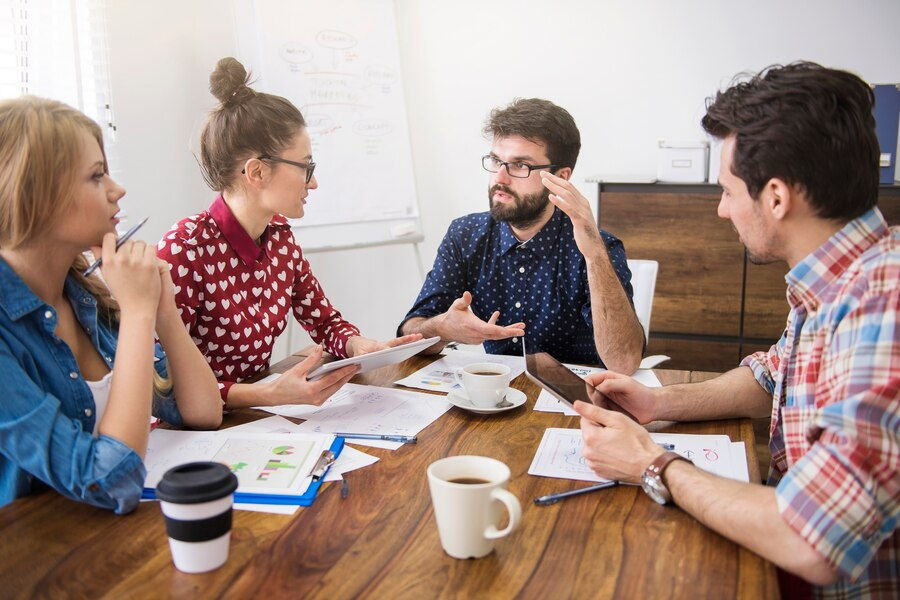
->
xmin=105 ymin=0 xmax=900 ymax=362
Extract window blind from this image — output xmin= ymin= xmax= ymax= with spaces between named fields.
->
xmin=0 ymin=0 xmax=117 ymax=148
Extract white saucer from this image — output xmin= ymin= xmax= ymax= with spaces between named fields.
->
xmin=446 ymin=387 xmax=527 ymax=414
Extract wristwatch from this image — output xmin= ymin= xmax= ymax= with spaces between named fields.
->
xmin=641 ymin=451 xmax=691 ymax=505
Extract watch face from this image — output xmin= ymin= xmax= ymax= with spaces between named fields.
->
xmin=641 ymin=473 xmax=669 ymax=505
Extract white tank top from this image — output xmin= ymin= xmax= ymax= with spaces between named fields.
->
xmin=85 ymin=371 xmax=113 ymax=437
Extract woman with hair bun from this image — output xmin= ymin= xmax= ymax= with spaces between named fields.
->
xmin=0 ymin=96 xmax=222 ymax=513
xmin=158 ymin=57 xmax=419 ymax=410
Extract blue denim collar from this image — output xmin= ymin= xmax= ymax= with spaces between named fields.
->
xmin=0 ymin=256 xmax=46 ymax=321
xmin=0 ymin=256 xmax=98 ymax=327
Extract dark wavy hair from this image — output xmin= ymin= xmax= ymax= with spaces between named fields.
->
xmin=200 ymin=57 xmax=306 ymax=192
xmin=702 ymin=62 xmax=879 ymax=221
xmin=483 ymin=98 xmax=581 ymax=170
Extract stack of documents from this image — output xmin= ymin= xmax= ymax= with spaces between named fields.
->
xmin=259 ymin=383 xmax=453 ymax=449
xmin=141 ymin=428 xmax=342 ymax=507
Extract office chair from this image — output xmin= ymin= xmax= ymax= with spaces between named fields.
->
xmin=627 ymin=259 xmax=670 ymax=369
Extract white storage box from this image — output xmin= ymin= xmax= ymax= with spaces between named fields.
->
xmin=657 ymin=141 xmax=709 ymax=183
xmin=707 ymin=138 xmax=724 ymax=183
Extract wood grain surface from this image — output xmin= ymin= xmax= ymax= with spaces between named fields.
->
xmin=0 ymin=356 xmax=778 ymax=600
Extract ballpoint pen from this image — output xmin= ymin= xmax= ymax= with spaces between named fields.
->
xmin=83 ymin=216 xmax=149 ymax=276
xmin=657 ymin=443 xmax=676 ymax=451
xmin=333 ymin=432 xmax=417 ymax=444
xmin=534 ymin=480 xmax=619 ymax=506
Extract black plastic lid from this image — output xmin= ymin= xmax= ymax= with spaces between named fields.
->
xmin=155 ymin=462 xmax=238 ymax=504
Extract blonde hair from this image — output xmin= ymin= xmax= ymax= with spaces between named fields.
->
xmin=0 ymin=96 xmax=171 ymax=395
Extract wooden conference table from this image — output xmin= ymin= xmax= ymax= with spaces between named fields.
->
xmin=0 ymin=352 xmax=779 ymax=599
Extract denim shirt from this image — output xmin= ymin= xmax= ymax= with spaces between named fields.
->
xmin=0 ymin=257 xmax=182 ymax=514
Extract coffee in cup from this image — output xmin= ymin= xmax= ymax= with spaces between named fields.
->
xmin=156 ymin=461 xmax=238 ymax=573
xmin=454 ymin=362 xmax=512 ymax=408
xmin=427 ymin=455 xmax=522 ymax=559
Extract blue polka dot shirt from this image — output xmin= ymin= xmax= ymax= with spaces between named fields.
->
xmin=402 ymin=207 xmax=634 ymax=366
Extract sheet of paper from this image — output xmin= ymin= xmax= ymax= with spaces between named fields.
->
xmin=728 ymin=442 xmax=750 ymax=483
xmin=323 ymin=444 xmax=380 ymax=481
xmin=225 ymin=414 xmax=301 ymax=434
xmin=528 ymin=428 xmax=747 ymax=483
xmin=235 ymin=502 xmax=300 ymax=515
xmin=393 ymin=350 xmax=525 ymax=393
xmin=284 ymin=383 xmax=452 ymax=449
xmin=533 ymin=364 xmax=662 ymax=416
xmin=144 ymin=429 xmax=333 ymax=496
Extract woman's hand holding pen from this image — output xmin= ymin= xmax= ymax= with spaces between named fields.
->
xmin=92 ymin=233 xmax=161 ymax=320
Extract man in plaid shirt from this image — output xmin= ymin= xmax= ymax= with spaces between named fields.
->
xmin=573 ymin=62 xmax=898 ymax=599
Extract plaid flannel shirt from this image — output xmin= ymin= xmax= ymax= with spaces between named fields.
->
xmin=742 ymin=207 xmax=899 ymax=599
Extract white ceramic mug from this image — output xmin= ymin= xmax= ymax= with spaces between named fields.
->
xmin=426 ymin=455 xmax=522 ymax=559
xmin=453 ymin=363 xmax=512 ymax=408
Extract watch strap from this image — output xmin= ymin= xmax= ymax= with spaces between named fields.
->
xmin=645 ymin=451 xmax=688 ymax=480
xmin=643 ymin=451 xmax=690 ymax=504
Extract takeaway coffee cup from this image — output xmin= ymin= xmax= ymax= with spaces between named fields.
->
xmin=427 ymin=455 xmax=522 ymax=559
xmin=156 ymin=462 xmax=238 ymax=573
xmin=453 ymin=363 xmax=512 ymax=408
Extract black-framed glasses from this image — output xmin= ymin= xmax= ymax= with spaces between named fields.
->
xmin=482 ymin=154 xmax=557 ymax=178
xmin=259 ymin=155 xmax=317 ymax=184
xmin=242 ymin=155 xmax=317 ymax=183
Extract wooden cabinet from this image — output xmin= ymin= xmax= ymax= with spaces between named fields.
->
xmin=595 ymin=182 xmax=900 ymax=372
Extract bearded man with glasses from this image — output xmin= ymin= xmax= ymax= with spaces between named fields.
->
xmin=399 ymin=98 xmax=643 ymax=374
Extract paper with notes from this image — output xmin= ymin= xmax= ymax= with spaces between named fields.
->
xmin=529 ymin=428 xmax=749 ymax=483
xmin=264 ymin=383 xmax=452 ymax=449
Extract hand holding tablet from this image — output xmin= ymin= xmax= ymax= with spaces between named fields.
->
xmin=307 ymin=336 xmax=440 ymax=380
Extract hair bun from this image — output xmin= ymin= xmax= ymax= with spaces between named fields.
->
xmin=209 ymin=57 xmax=254 ymax=106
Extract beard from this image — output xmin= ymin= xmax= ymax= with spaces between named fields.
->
xmin=488 ymin=184 xmax=551 ymax=229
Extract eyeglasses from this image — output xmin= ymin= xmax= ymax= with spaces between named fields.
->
xmin=482 ymin=155 xmax=557 ymax=178
xmin=259 ymin=155 xmax=317 ymax=184
xmin=242 ymin=155 xmax=317 ymax=183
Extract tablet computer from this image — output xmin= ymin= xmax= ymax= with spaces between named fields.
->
xmin=307 ymin=336 xmax=440 ymax=380
xmin=522 ymin=339 xmax=596 ymax=408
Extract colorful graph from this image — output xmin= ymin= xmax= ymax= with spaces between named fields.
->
xmin=272 ymin=445 xmax=294 ymax=455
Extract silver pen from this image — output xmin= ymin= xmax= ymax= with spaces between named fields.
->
xmin=534 ymin=480 xmax=619 ymax=505
xmin=83 ymin=216 xmax=149 ymax=276
xmin=334 ymin=432 xmax=417 ymax=444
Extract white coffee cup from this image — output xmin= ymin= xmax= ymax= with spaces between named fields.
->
xmin=156 ymin=462 xmax=238 ymax=574
xmin=426 ymin=455 xmax=522 ymax=559
xmin=454 ymin=362 xmax=512 ymax=408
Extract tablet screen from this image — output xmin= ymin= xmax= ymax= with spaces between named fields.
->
xmin=523 ymin=342 xmax=595 ymax=407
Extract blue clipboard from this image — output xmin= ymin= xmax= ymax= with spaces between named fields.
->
xmin=141 ymin=437 xmax=345 ymax=507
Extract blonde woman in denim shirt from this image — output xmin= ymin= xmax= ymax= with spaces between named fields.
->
xmin=0 ymin=97 xmax=222 ymax=514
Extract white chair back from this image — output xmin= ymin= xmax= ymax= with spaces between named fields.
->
xmin=627 ymin=259 xmax=659 ymax=343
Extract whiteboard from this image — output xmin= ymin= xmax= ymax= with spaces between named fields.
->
xmin=233 ymin=0 xmax=421 ymax=252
